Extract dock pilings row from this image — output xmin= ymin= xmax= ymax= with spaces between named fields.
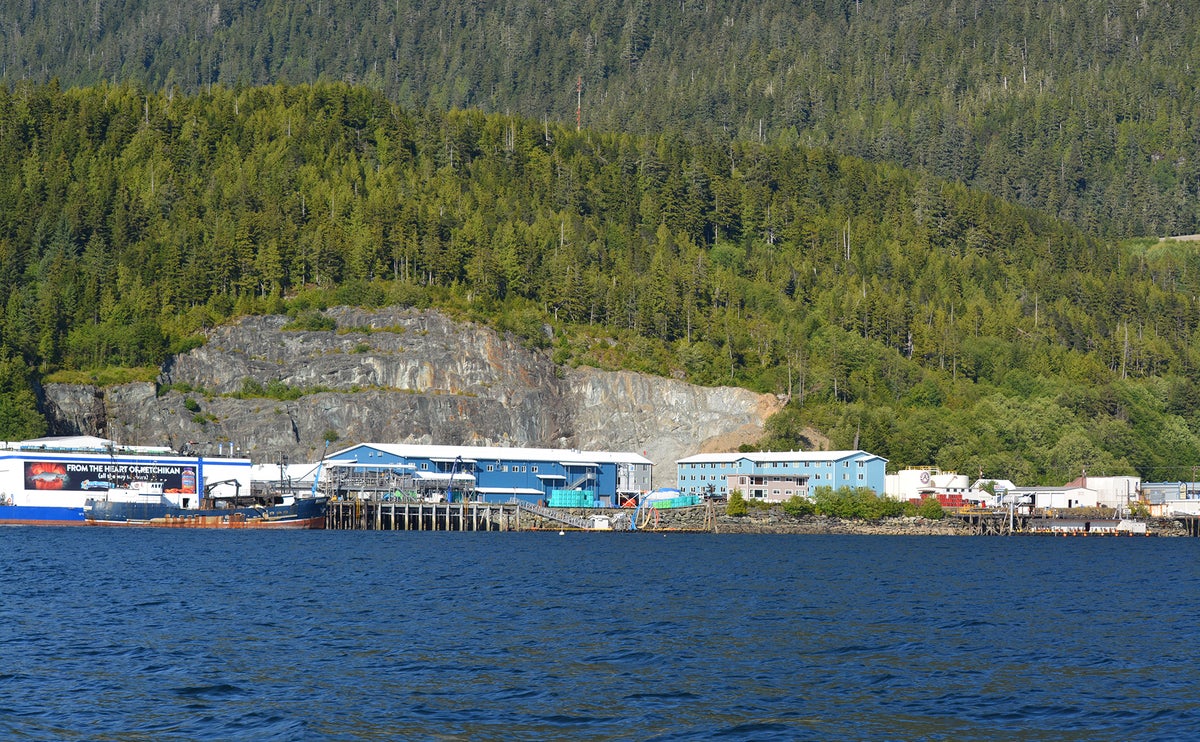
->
xmin=325 ymin=500 xmax=534 ymax=531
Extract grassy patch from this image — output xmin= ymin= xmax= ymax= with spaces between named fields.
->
xmin=43 ymin=367 xmax=160 ymax=386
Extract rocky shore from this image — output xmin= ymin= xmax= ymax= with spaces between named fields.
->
xmin=635 ymin=505 xmax=1191 ymax=536
xmin=709 ymin=514 xmax=975 ymax=535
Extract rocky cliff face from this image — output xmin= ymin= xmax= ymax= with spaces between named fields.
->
xmin=41 ymin=308 xmax=784 ymax=484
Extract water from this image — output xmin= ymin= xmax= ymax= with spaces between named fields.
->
xmin=1 ymin=531 xmax=1198 ymax=741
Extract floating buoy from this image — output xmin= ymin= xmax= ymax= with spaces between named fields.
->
xmin=558 ymin=530 xmax=564 ymax=536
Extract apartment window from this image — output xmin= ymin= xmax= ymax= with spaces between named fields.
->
xmin=532 ymin=466 xmax=538 ymax=473
xmin=421 ymin=463 xmax=428 ymax=470
xmin=858 ymin=474 xmax=864 ymax=480
xmin=501 ymin=465 xmax=508 ymax=472
xmin=487 ymin=465 xmax=494 ymax=472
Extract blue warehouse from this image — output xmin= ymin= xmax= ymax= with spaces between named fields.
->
xmin=326 ymin=443 xmax=654 ymax=506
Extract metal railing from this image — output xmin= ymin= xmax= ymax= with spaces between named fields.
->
xmin=510 ymin=499 xmax=591 ymax=529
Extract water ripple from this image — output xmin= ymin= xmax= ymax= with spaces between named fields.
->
xmin=1 ymin=531 xmax=1199 ymax=739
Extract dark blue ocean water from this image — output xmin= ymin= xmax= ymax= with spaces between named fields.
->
xmin=1 ymin=530 xmax=1198 ymax=741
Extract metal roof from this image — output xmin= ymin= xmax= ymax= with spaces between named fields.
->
xmin=475 ymin=487 xmax=545 ymax=495
xmin=330 ymin=442 xmax=653 ymax=466
xmin=412 ymin=471 xmax=477 ymax=482
xmin=675 ymin=450 xmax=886 ymax=465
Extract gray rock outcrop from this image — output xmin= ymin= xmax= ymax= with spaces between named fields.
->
xmin=41 ymin=308 xmax=785 ymax=484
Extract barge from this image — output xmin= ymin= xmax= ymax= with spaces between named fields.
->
xmin=84 ymin=481 xmax=326 ymax=528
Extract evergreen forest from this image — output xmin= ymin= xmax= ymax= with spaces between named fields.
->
xmin=4 ymin=0 xmax=1200 ymax=237
xmin=2 ymin=82 xmax=1200 ymax=485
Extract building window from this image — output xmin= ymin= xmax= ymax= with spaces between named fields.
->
xmin=421 ymin=463 xmax=428 ymax=470
xmin=487 ymin=465 xmax=494 ymax=472
xmin=858 ymin=474 xmax=864 ymax=480
xmin=532 ymin=466 xmax=538 ymax=473
xmin=501 ymin=465 xmax=508 ymax=472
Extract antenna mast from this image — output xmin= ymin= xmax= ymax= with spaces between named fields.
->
xmin=576 ymin=75 xmax=582 ymax=131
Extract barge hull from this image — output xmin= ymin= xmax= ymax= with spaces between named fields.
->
xmin=84 ymin=498 xmax=327 ymax=529
xmin=0 ymin=505 xmax=87 ymax=526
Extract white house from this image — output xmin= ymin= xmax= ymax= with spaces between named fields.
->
xmin=967 ymin=479 xmax=1016 ymax=507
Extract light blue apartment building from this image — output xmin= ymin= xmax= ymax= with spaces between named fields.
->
xmin=675 ymin=450 xmax=888 ymax=501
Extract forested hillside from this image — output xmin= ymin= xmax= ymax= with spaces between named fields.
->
xmin=2 ymin=0 xmax=1198 ymax=237
xmin=2 ymin=82 xmax=1200 ymax=483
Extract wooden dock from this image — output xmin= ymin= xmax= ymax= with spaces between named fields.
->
xmin=324 ymin=499 xmax=617 ymax=531
xmin=953 ymin=510 xmax=1032 ymax=535
xmin=326 ymin=500 xmax=514 ymax=530
xmin=1176 ymin=515 xmax=1200 ymax=537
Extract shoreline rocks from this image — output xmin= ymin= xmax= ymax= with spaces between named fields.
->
xmin=637 ymin=507 xmax=1190 ymax=536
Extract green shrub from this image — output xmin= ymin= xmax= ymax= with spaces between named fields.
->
xmin=170 ymin=334 xmax=206 ymax=355
xmin=265 ymin=379 xmax=304 ymax=400
xmin=726 ymin=489 xmax=748 ymax=517
xmin=781 ymin=495 xmax=816 ymax=517
xmin=812 ymin=486 xmax=906 ymax=520
xmin=917 ymin=497 xmax=946 ymax=520
xmin=283 ymin=311 xmax=337 ymax=332
xmin=239 ymin=377 xmax=265 ymax=397
xmin=183 ymin=397 xmax=200 ymax=412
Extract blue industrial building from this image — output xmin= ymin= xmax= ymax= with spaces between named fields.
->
xmin=675 ymin=450 xmax=888 ymax=501
xmin=326 ymin=443 xmax=654 ymax=506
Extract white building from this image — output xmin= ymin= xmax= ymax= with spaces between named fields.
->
xmin=1061 ymin=475 xmax=1140 ymax=510
xmin=884 ymin=467 xmax=970 ymax=501
xmin=968 ymin=479 xmax=1016 ymax=506
xmin=1006 ymin=485 xmax=1098 ymax=510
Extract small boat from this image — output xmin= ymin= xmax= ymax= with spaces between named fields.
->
xmin=84 ymin=481 xmax=326 ymax=529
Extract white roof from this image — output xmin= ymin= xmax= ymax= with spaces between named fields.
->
xmin=413 ymin=471 xmax=476 ymax=482
xmin=676 ymin=450 xmax=884 ymax=465
xmin=330 ymin=443 xmax=653 ymax=466
xmin=475 ymin=487 xmax=545 ymax=495
xmin=324 ymin=460 xmax=415 ymax=470
xmin=8 ymin=435 xmax=174 ymax=455
xmin=250 ymin=462 xmax=324 ymax=483
xmin=972 ymin=479 xmax=1016 ymax=492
